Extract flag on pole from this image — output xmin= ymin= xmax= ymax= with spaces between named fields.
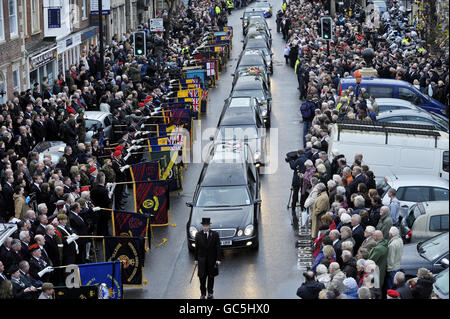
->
xmin=103 ymin=237 xmax=146 ymax=287
xmin=78 ymin=261 xmax=122 ymax=299
xmin=134 ymin=180 xmax=170 ymax=225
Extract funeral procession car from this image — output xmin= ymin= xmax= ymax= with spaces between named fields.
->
xmin=186 ymin=143 xmax=261 ymax=251
xmin=243 ymin=37 xmax=273 ymax=74
xmin=244 ymin=24 xmax=272 ymax=48
xmin=215 ymin=105 xmax=267 ymax=166
xmin=251 ymin=0 xmax=273 ymax=17
xmin=241 ymin=10 xmax=266 ymax=35
xmin=233 ymin=49 xmax=271 ymax=83
xmin=230 ymin=74 xmax=272 ymax=127
xmin=221 ymin=96 xmax=264 ymax=122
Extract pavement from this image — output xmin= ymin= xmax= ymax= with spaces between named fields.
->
xmin=124 ymin=1 xmax=305 ymax=299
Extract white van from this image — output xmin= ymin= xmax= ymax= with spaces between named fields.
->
xmin=328 ymin=120 xmax=449 ymax=182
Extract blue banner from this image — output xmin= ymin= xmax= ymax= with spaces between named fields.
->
xmin=78 ymin=261 xmax=122 ymax=299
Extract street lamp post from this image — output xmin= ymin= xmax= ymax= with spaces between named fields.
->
xmin=98 ymin=0 xmax=105 ymax=79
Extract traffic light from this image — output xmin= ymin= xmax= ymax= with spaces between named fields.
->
xmin=321 ymin=17 xmax=332 ymax=40
xmin=133 ymin=31 xmax=146 ymax=56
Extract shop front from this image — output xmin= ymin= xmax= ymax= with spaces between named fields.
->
xmin=28 ymin=46 xmax=58 ymax=89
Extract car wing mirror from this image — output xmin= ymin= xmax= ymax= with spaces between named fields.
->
xmin=441 ymin=258 xmax=449 ymax=268
xmin=209 ymin=136 xmax=214 ymax=141
xmin=254 ymin=199 xmax=262 ymax=204
xmin=186 ymin=202 xmax=194 ymax=208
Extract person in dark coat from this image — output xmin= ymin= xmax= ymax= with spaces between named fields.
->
xmin=68 ymin=202 xmax=89 ymax=264
xmin=296 ymin=270 xmax=325 ymax=299
xmin=44 ymin=111 xmax=59 ymax=141
xmin=194 ymin=217 xmax=221 ymax=299
xmin=341 ymin=250 xmax=358 ymax=280
xmin=28 ymin=244 xmax=52 ymax=283
xmin=393 ymin=271 xmax=413 ymax=299
xmin=411 ymin=268 xmax=435 ymax=299
xmin=9 ymin=265 xmax=37 ymax=299
xmin=90 ymin=172 xmax=112 ymax=236
xmin=56 ymin=214 xmax=78 ymax=266
xmin=351 ymin=214 xmax=365 ymax=253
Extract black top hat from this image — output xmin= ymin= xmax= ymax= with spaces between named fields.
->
xmin=201 ymin=217 xmax=211 ymax=225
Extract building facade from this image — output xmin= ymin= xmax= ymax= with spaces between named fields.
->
xmin=0 ymin=0 xmax=26 ymax=103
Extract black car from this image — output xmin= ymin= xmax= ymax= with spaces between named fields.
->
xmin=186 ymin=143 xmax=261 ymax=251
xmin=251 ymin=1 xmax=273 ymax=17
xmin=230 ymin=75 xmax=272 ymax=127
xmin=234 ymin=49 xmax=270 ymax=79
xmin=241 ymin=10 xmax=266 ymax=34
xmin=399 ymin=231 xmax=449 ymax=278
xmin=222 ymin=97 xmax=263 ymax=120
xmin=243 ymin=38 xmax=273 ymax=74
xmin=244 ymin=25 xmax=272 ymax=48
xmin=216 ymin=106 xmax=267 ymax=165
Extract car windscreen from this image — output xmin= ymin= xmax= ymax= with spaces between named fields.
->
xmin=85 ymin=119 xmax=102 ymax=131
xmin=197 ymin=186 xmax=251 ymax=207
xmin=434 ymin=268 xmax=449 ymax=297
xmin=218 ymin=126 xmax=258 ymax=140
xmin=430 ymin=112 xmax=449 ymax=129
xmin=232 ymin=89 xmax=265 ymax=101
xmin=229 ymin=98 xmax=252 ymax=108
xmin=418 ymin=232 xmax=449 ymax=262
xmin=378 ymin=179 xmax=391 ymax=197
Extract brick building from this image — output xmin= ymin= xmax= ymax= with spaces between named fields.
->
xmin=0 ymin=0 xmax=26 ymax=103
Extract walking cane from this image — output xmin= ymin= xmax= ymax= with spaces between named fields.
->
xmin=286 ymin=187 xmax=293 ymax=209
xmin=189 ymin=264 xmax=198 ymax=284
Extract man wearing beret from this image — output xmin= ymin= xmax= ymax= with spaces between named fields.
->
xmin=28 ymin=244 xmax=53 ymax=283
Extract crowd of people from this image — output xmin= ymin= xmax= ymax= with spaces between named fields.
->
xmin=0 ymin=0 xmax=233 ymax=299
xmin=282 ymin=0 xmax=447 ymax=299
xmin=277 ymin=0 xmax=448 ymax=133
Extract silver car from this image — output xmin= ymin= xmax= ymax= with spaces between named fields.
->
xmin=83 ymin=111 xmax=114 ymax=143
xmin=376 ymin=109 xmax=449 ymax=133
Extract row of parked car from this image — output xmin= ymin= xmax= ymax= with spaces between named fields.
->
xmin=335 ymin=77 xmax=449 ymax=294
xmin=185 ymin=2 xmax=275 ymax=252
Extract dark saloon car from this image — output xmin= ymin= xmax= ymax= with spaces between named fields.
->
xmin=244 ymin=24 xmax=272 ymax=48
xmin=242 ymin=11 xmax=267 ymax=35
xmin=216 ymin=106 xmax=267 ymax=165
xmin=399 ymin=231 xmax=449 ymax=278
xmin=234 ymin=49 xmax=270 ymax=80
xmin=230 ymin=75 xmax=272 ymax=127
xmin=186 ymin=143 xmax=261 ymax=252
xmin=243 ymin=38 xmax=273 ymax=73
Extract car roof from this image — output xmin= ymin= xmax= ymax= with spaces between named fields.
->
xmin=238 ymin=53 xmax=266 ymax=66
xmin=419 ymin=201 xmax=450 ymax=214
xmin=245 ymin=38 xmax=269 ymax=49
xmin=233 ymin=76 xmax=265 ymax=90
xmin=372 ymin=98 xmax=417 ymax=107
xmin=84 ymin=111 xmax=110 ymax=120
xmin=244 ymin=10 xmax=265 ymax=16
xmin=339 ymin=77 xmax=414 ymax=87
xmin=227 ymin=97 xmax=255 ymax=107
xmin=220 ymin=107 xmax=257 ymax=126
xmin=201 ymin=162 xmax=248 ymax=186
xmin=384 ymin=175 xmax=449 ymax=188
xmin=377 ymin=109 xmax=434 ymax=118
xmin=208 ymin=143 xmax=247 ymax=164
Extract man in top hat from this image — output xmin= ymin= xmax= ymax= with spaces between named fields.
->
xmin=194 ymin=217 xmax=221 ymax=299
